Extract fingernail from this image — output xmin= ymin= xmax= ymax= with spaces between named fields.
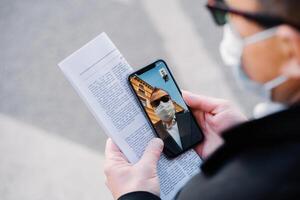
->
xmin=106 ymin=138 xmax=112 ymax=145
xmin=151 ymin=138 xmax=164 ymax=150
xmin=185 ymin=94 xmax=192 ymax=104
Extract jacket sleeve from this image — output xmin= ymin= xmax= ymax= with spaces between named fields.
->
xmin=118 ymin=191 xmax=161 ymax=200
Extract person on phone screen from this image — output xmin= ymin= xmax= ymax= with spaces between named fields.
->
xmin=149 ymin=88 xmax=202 ymax=155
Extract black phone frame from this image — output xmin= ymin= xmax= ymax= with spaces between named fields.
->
xmin=128 ymin=59 xmax=204 ymax=159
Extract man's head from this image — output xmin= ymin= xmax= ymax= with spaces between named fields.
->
xmin=209 ymin=0 xmax=300 ymax=104
xmin=150 ymin=88 xmax=176 ymax=122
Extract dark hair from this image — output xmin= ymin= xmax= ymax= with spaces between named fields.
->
xmin=151 ymin=87 xmax=169 ymax=97
xmin=259 ymin=0 xmax=300 ymax=27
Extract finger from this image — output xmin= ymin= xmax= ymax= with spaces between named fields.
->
xmin=105 ymin=138 xmax=125 ymax=159
xmin=193 ymin=109 xmax=206 ymax=131
xmin=204 ymin=112 xmax=216 ymax=127
xmin=194 ymin=126 xmax=224 ymax=159
xmin=182 ymin=91 xmax=220 ymax=113
xmin=193 ymin=143 xmax=204 ymax=158
xmin=190 ymin=109 xmax=208 ymax=135
xmin=194 ymin=113 xmax=215 ymax=158
xmin=139 ymin=138 xmax=164 ymax=166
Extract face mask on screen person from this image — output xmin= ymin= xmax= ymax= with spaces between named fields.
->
xmin=219 ymin=23 xmax=288 ymax=102
xmin=154 ymin=100 xmax=176 ymax=122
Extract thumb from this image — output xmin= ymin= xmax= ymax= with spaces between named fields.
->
xmin=105 ymin=138 xmax=127 ymax=162
xmin=139 ymin=138 xmax=164 ymax=166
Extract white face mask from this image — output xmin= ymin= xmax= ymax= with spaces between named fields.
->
xmin=154 ymin=100 xmax=175 ymax=122
xmin=219 ymin=23 xmax=288 ymax=101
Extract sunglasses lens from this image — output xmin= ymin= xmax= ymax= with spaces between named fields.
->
xmin=211 ymin=8 xmax=227 ymax=25
xmin=151 ymin=95 xmax=170 ymax=107
xmin=161 ymin=96 xmax=170 ymax=103
xmin=151 ymin=100 xmax=160 ymax=108
xmin=207 ymin=0 xmax=228 ymax=26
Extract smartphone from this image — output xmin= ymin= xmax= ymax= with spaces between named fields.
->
xmin=128 ymin=60 xmax=204 ymax=158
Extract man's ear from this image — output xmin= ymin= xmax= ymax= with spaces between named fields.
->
xmin=277 ymin=25 xmax=300 ymax=79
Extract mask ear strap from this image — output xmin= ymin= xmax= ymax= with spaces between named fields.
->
xmin=263 ymin=75 xmax=288 ymax=90
xmin=244 ymin=27 xmax=278 ymax=45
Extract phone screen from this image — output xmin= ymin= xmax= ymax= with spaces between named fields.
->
xmin=128 ymin=60 xmax=203 ymax=158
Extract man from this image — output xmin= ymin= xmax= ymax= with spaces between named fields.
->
xmin=149 ymin=88 xmax=203 ymax=156
xmin=104 ymin=0 xmax=300 ymax=199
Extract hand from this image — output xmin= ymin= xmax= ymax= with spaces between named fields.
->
xmin=104 ymin=138 xmax=164 ymax=199
xmin=183 ymin=91 xmax=247 ymax=158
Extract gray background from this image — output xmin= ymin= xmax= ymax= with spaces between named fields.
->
xmin=0 ymin=0 xmax=259 ymax=199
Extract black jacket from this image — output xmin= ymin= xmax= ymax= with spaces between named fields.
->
xmin=119 ymin=104 xmax=300 ymax=200
xmin=154 ymin=111 xmax=203 ymax=156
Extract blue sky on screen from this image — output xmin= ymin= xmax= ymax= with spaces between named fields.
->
xmin=138 ymin=61 xmax=188 ymax=110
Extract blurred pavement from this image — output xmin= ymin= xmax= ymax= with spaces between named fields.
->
xmin=0 ymin=114 xmax=112 ymax=200
xmin=0 ymin=0 xmax=260 ymax=199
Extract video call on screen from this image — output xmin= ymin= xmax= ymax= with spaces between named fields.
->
xmin=130 ymin=61 xmax=203 ymax=157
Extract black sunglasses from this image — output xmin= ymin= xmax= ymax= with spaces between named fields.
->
xmin=206 ymin=0 xmax=300 ymax=30
xmin=150 ymin=95 xmax=170 ymax=108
